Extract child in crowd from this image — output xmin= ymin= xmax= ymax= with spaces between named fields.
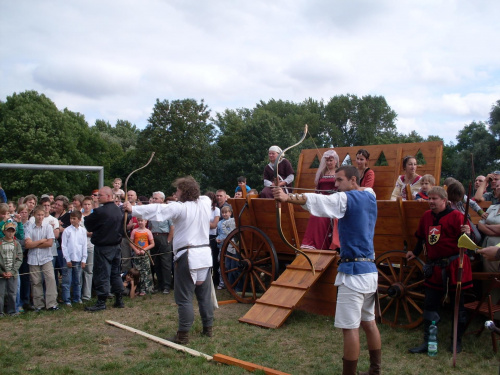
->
xmin=248 ymin=189 xmax=259 ymax=195
xmin=61 ymin=211 xmax=87 ymax=306
xmin=216 ymin=205 xmax=235 ymax=289
xmin=234 ymin=191 xmax=243 ymax=198
xmin=16 ymin=204 xmax=32 ymax=312
xmin=0 ymin=203 xmax=24 ymax=240
xmin=0 ymin=221 xmax=23 ymax=316
xmin=114 ymin=195 xmax=123 ymax=207
xmin=235 ymin=176 xmax=251 ymax=196
xmin=415 ymin=174 xmax=435 ymax=201
xmin=112 ymin=178 xmax=125 ymax=200
xmin=25 ymin=205 xmax=58 ymax=311
xmin=81 ymin=196 xmax=94 ymax=301
xmin=122 ymin=268 xmax=140 ymax=298
xmin=218 ymin=207 xmax=240 ymax=291
xmin=7 ymin=201 xmax=17 ymax=215
xmin=130 ymin=217 xmax=154 ymax=296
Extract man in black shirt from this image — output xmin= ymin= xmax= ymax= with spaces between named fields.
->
xmin=84 ymin=186 xmax=124 ymax=311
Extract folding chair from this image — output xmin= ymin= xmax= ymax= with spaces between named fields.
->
xmin=464 ymin=277 xmax=500 ymax=352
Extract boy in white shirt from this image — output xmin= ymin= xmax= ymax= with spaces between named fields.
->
xmin=61 ymin=211 xmax=87 ymax=306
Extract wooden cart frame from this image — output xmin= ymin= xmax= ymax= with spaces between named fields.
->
xmin=219 ymin=141 xmax=487 ymax=329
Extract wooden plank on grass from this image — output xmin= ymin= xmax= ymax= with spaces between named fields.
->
xmin=106 ymin=320 xmax=213 ymax=360
xmin=213 ymin=353 xmax=291 ymax=375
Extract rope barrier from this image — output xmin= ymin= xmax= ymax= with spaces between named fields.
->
xmin=0 ymin=250 xmax=173 ymax=279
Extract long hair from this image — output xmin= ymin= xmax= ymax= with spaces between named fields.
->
xmin=127 ymin=268 xmax=140 ymax=286
xmin=205 ymin=191 xmax=217 ymax=210
xmin=315 ymin=150 xmax=339 ymax=186
xmin=173 ymin=176 xmax=200 ymax=202
xmin=446 ymin=181 xmax=465 ymax=203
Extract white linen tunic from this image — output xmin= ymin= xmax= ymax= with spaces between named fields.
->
xmin=131 ymin=196 xmax=212 ymax=272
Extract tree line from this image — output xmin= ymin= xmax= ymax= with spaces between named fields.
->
xmin=0 ymin=90 xmax=498 ymax=200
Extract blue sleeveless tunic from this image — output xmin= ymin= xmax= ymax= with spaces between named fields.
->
xmin=337 ymin=190 xmax=377 ymax=275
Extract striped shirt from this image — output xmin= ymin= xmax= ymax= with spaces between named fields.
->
xmin=26 ymin=222 xmax=55 ymax=266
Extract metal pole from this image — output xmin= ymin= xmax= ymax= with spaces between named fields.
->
xmin=0 ymin=163 xmax=105 ymax=189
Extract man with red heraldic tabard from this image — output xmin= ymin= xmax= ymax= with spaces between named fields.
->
xmin=406 ymin=186 xmax=471 ymax=354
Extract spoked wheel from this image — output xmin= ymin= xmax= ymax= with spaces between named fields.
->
xmin=220 ymin=226 xmax=279 ymax=303
xmin=376 ymin=251 xmax=425 ymax=329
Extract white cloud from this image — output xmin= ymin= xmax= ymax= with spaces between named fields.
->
xmin=1 ymin=0 xmax=499 ymax=143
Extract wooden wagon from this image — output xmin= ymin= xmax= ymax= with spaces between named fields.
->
xmin=219 ymin=140 xmax=486 ymax=329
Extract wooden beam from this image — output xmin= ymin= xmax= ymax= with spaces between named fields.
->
xmin=107 ymin=320 xmax=291 ymax=374
xmin=218 ymin=299 xmax=238 ymax=305
xmin=106 ymin=320 xmax=213 ymax=360
xmin=213 ymin=353 xmax=291 ymax=375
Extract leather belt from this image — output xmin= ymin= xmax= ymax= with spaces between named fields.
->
xmin=338 ymin=257 xmax=375 ymax=264
xmin=152 ymin=232 xmax=169 ymax=236
xmin=176 ymin=244 xmax=210 ymax=252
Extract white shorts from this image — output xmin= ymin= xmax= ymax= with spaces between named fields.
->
xmin=334 ymin=284 xmax=375 ymax=329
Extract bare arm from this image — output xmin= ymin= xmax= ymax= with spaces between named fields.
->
xmin=478 ymin=222 xmax=500 ymax=237
xmin=25 ymin=238 xmax=53 ymax=249
xmin=210 ymin=215 xmax=219 ymax=229
xmin=477 ymin=246 xmax=500 ymax=261
xmin=474 ymin=176 xmax=491 ymax=202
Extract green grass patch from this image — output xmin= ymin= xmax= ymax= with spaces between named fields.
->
xmin=0 ymin=291 xmax=498 ymax=374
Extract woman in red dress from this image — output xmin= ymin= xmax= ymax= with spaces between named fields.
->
xmin=356 ymin=149 xmax=375 ymax=188
xmin=301 ymin=150 xmax=340 ymax=250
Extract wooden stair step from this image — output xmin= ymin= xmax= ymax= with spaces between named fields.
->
xmin=270 ymin=281 xmax=309 ymax=290
xmin=286 ymin=264 xmax=326 ymax=272
xmin=254 ymin=300 xmax=295 ymax=309
xmin=239 ymin=251 xmax=338 ymax=328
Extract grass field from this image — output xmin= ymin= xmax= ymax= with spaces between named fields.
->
xmin=0 ymin=289 xmax=498 ymax=375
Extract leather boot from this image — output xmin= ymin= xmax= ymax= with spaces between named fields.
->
xmin=113 ymin=293 xmax=124 ymax=308
xmin=169 ymin=331 xmax=189 ymax=345
xmin=408 ymin=320 xmax=431 ymax=354
xmin=85 ymin=296 xmax=107 ymax=312
xmin=202 ymin=326 xmax=213 ymax=337
xmin=358 ymin=349 xmax=381 ymax=375
xmin=342 ymin=358 xmax=358 ymax=375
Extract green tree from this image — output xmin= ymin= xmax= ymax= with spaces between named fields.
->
xmin=213 ymin=99 xmax=325 ymax=194
xmin=93 ymin=119 xmax=139 ymax=153
xmin=443 ymin=121 xmax=498 ymax=186
xmin=134 ymin=99 xmax=217 ymax=195
xmin=0 ymin=91 xmax=109 ymax=198
xmin=489 ymin=100 xmax=500 ymax=158
xmin=322 ymin=94 xmax=398 ymax=147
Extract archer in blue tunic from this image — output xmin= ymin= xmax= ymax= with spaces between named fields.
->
xmin=273 ymin=166 xmax=381 ymax=375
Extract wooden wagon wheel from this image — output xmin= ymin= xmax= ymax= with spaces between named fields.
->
xmin=220 ymin=226 xmax=279 ymax=304
xmin=376 ymin=250 xmax=425 ymax=329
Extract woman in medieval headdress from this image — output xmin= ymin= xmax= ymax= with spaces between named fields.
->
xmin=259 ymin=145 xmax=295 ymax=198
xmin=301 ymin=150 xmax=340 ymax=250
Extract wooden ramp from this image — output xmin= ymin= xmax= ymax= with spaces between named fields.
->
xmin=239 ymin=250 xmax=338 ymax=328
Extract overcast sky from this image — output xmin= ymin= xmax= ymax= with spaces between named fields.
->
xmin=1 ymin=0 xmax=499 ymax=144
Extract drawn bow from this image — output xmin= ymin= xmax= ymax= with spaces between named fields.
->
xmin=274 ymin=124 xmax=315 ymax=275
xmin=123 ymin=152 xmax=155 ymax=265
